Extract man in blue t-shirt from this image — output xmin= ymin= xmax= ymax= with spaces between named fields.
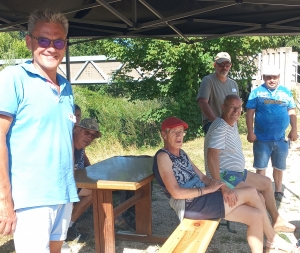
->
xmin=0 ymin=10 xmax=79 ymax=252
xmin=246 ymin=66 xmax=298 ymax=204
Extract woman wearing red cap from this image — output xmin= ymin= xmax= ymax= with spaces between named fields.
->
xmin=153 ymin=116 xmax=299 ymax=253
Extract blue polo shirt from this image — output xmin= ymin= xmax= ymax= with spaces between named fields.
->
xmin=0 ymin=61 xmax=79 ymax=210
xmin=246 ymin=84 xmax=295 ymax=141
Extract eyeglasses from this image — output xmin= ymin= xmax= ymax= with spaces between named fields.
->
xmin=30 ymin=35 xmax=67 ymax=50
xmin=166 ymin=130 xmax=187 ymax=136
xmin=83 ymin=130 xmax=98 ymax=139
xmin=217 ymin=62 xmax=231 ymax=68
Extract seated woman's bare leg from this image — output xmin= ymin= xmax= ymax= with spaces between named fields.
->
xmin=226 ymin=186 xmax=299 ymax=252
xmin=237 ymin=177 xmax=295 ymax=232
xmin=224 ymin=189 xmax=263 ymax=253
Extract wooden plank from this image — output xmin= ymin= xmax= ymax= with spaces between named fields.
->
xmin=159 ymin=218 xmax=220 ymax=253
xmin=92 ymin=190 xmax=101 ymax=253
xmin=96 ymin=174 xmax=154 ymax=190
xmin=113 ymin=190 xmax=144 ymax=218
xmin=135 ymin=183 xmax=152 ymax=235
xmin=115 ymin=233 xmax=167 ymax=243
xmin=92 ymin=190 xmax=115 ymax=253
xmin=77 ymin=174 xmax=154 ymax=190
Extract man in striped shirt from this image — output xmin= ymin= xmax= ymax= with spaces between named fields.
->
xmin=204 ymin=94 xmax=295 ymax=233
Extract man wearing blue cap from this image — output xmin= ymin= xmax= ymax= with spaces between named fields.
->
xmin=246 ymin=65 xmax=298 ymax=204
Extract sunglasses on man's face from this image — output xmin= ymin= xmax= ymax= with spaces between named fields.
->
xmin=30 ymin=35 xmax=67 ymax=50
xmin=83 ymin=130 xmax=98 ymax=139
xmin=216 ymin=62 xmax=231 ymax=68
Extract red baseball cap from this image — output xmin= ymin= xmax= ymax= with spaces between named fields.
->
xmin=161 ymin=117 xmax=188 ymax=131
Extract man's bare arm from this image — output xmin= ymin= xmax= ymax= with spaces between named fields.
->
xmin=197 ymin=98 xmax=217 ymax=122
xmin=246 ymin=109 xmax=257 ymax=143
xmin=207 ymin=148 xmax=238 ymax=207
xmin=207 ymin=148 xmax=222 ymax=180
xmin=288 ymin=108 xmax=298 ymax=141
xmin=0 ymin=114 xmax=16 ymax=235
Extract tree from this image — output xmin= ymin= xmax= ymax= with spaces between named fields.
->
xmin=0 ymin=32 xmax=31 ymax=69
xmin=78 ymin=37 xmax=282 ymax=137
xmin=275 ymin=36 xmax=300 ymax=55
xmin=69 ymin=39 xmax=108 ymax=56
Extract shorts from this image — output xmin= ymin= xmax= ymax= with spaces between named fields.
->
xmin=184 ymin=191 xmax=225 ymax=220
xmin=220 ymin=169 xmax=248 ymax=188
xmin=253 ymin=139 xmax=288 ymax=171
xmin=14 ymin=203 xmax=72 ymax=253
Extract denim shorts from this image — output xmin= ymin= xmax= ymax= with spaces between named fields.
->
xmin=253 ymin=139 xmax=288 ymax=171
xmin=220 ymin=169 xmax=248 ymax=188
xmin=14 ymin=203 xmax=72 ymax=252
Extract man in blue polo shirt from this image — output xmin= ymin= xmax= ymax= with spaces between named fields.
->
xmin=0 ymin=10 xmax=79 ymax=252
xmin=246 ymin=66 xmax=298 ymax=204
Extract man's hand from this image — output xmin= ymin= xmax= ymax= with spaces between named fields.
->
xmin=247 ymin=132 xmax=257 ymax=143
xmin=288 ymin=129 xmax=298 ymax=142
xmin=0 ymin=199 xmax=17 ymax=236
xmin=221 ymin=185 xmax=238 ymax=207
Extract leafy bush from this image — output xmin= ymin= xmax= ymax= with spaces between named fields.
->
xmin=74 ymin=86 xmax=163 ymax=148
xmin=291 ymin=88 xmax=299 ymax=114
xmin=238 ymin=113 xmax=248 ymax=135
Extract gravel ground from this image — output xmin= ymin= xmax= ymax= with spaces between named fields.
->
xmin=1 ymin=140 xmax=299 ymax=253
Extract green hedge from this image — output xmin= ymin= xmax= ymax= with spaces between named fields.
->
xmin=74 ymin=86 xmax=163 ymax=148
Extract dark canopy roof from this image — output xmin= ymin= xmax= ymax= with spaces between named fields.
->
xmin=1 ymin=0 xmax=300 ymax=43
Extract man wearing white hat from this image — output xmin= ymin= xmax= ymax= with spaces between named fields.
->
xmin=246 ymin=66 xmax=298 ymax=204
xmin=197 ymin=52 xmax=239 ymax=134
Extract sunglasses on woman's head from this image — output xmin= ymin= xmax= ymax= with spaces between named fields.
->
xmin=30 ymin=35 xmax=67 ymax=50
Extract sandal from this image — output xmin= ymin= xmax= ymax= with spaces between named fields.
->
xmin=274 ymin=225 xmax=297 ymax=233
xmin=265 ymin=240 xmax=300 ymax=253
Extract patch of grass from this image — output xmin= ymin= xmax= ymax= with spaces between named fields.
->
xmin=240 ymin=133 xmax=252 ymax=152
xmin=86 ymin=133 xmax=252 ymax=173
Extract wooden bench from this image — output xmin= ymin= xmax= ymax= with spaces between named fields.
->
xmin=159 ymin=218 xmax=220 ymax=253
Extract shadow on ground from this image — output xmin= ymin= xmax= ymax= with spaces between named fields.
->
xmin=0 ymin=237 xmax=15 ymax=253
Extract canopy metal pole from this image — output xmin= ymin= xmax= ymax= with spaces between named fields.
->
xmin=66 ymin=41 xmax=71 ymax=82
